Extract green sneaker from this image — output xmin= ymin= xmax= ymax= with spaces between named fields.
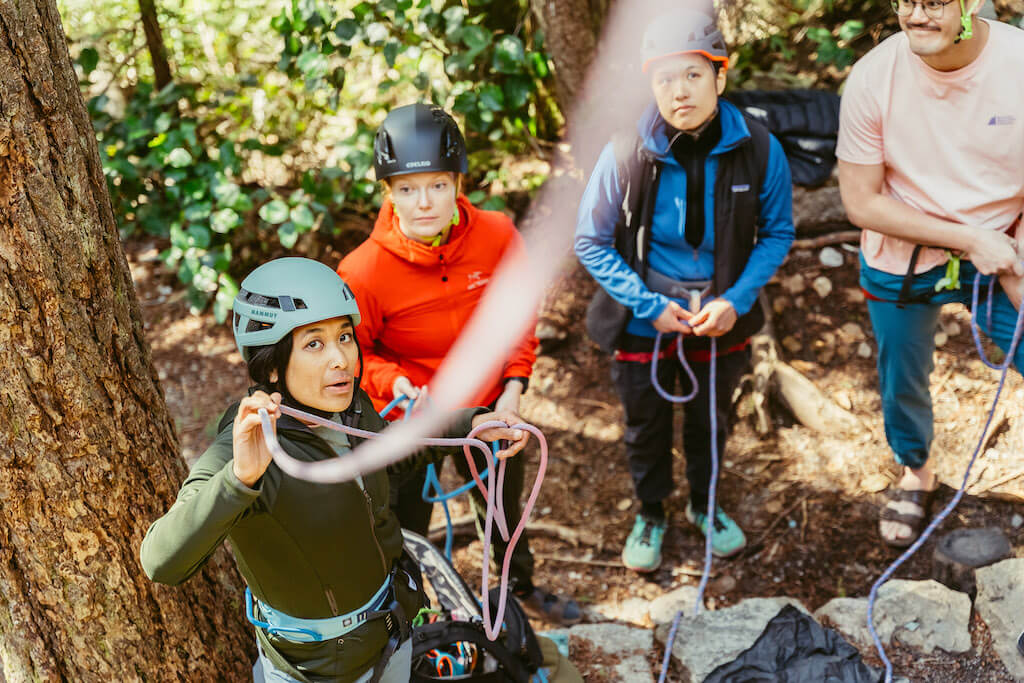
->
xmin=685 ymin=502 xmax=747 ymax=558
xmin=622 ymin=514 xmax=666 ymax=572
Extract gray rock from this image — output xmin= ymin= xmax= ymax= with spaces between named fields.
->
xmin=1013 ymin=514 xmax=1024 ymax=529
xmin=542 ymin=623 xmax=654 ymax=683
xmin=814 ymin=579 xmax=971 ymax=655
xmin=654 ymin=597 xmax=809 ymax=683
xmin=648 ymin=585 xmax=699 ymax=626
xmin=819 ymin=246 xmax=845 ymax=268
xmin=975 ymin=558 xmax=1024 ymax=680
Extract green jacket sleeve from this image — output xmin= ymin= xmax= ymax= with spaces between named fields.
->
xmin=140 ymin=431 xmax=261 ymax=585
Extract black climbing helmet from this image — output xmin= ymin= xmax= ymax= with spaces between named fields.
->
xmin=641 ymin=8 xmax=729 ymax=74
xmin=373 ymin=104 xmax=469 ymax=181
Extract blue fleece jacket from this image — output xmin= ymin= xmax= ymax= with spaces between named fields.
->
xmin=575 ymin=100 xmax=795 ymax=338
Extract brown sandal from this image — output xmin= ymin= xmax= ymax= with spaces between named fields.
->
xmin=879 ymin=486 xmax=936 ymax=548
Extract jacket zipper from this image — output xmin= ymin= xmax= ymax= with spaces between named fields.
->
xmin=362 ymin=487 xmax=388 ymax=573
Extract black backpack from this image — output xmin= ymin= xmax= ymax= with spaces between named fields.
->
xmin=403 ymin=531 xmax=543 ymax=682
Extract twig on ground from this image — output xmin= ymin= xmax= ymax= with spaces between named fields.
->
xmin=790 ymin=230 xmax=861 ymax=251
xmin=974 ymin=468 xmax=1024 ymax=494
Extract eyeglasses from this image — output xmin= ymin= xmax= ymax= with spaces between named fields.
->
xmin=891 ymin=0 xmax=957 ymax=20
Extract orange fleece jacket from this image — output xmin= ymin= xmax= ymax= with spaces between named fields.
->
xmin=337 ymin=195 xmax=538 ymax=414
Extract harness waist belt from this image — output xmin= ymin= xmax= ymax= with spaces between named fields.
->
xmin=249 ymin=572 xmax=393 ymax=643
xmin=644 ymin=269 xmax=712 ymax=312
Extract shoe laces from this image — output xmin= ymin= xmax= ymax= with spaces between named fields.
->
xmin=637 ymin=517 xmax=662 ymax=546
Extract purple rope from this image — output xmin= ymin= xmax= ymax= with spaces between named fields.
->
xmin=657 ymin=336 xmax=718 ymax=683
xmin=868 ymin=272 xmax=1024 ymax=683
xmin=651 ymin=332 xmax=699 ymax=403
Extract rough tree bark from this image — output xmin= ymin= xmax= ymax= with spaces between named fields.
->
xmin=0 ymin=1 xmax=251 ymax=680
xmin=138 ymin=0 xmax=172 ymax=91
xmin=528 ymin=0 xmax=609 ymax=113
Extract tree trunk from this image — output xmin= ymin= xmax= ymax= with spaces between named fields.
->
xmin=529 ymin=0 xmax=609 ymax=113
xmin=138 ymin=0 xmax=172 ymax=90
xmin=0 ymin=1 xmax=250 ymax=680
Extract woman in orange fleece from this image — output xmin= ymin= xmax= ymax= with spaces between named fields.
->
xmin=337 ymin=103 xmax=580 ymax=625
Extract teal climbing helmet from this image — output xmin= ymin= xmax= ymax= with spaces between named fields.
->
xmin=232 ymin=257 xmax=361 ymax=362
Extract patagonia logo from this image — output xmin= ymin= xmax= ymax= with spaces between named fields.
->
xmin=731 ymin=184 xmax=750 ymax=193
xmin=988 ymin=115 xmax=1016 ymax=126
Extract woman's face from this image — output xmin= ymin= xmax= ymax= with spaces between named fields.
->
xmin=388 ymin=172 xmax=458 ymax=244
xmin=649 ymin=53 xmax=726 ymax=132
xmin=283 ymin=317 xmax=359 ymax=413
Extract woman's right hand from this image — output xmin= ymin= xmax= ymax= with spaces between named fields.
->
xmin=392 ymin=376 xmax=421 ymax=407
xmin=652 ymin=300 xmax=693 ymax=334
xmin=232 ymin=391 xmax=282 ymax=487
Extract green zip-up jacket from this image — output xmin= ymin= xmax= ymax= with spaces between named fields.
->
xmin=140 ymin=389 xmax=483 ymax=682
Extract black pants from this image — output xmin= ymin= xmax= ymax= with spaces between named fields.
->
xmin=610 ymin=335 xmax=748 ymax=511
xmin=390 ymin=439 xmax=534 ymax=588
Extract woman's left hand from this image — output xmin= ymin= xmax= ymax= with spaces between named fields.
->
xmin=689 ymin=299 xmax=738 ymax=337
xmin=471 ymin=411 xmax=530 ymax=460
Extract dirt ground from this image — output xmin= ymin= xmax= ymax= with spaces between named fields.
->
xmin=127 ymin=236 xmax=1024 ymax=682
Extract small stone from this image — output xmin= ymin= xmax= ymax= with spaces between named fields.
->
xmin=795 ymin=296 xmax=806 ymax=308
xmin=782 ymin=274 xmax=806 ymax=295
xmin=857 ymin=342 xmax=873 ymax=359
xmin=787 ymin=519 xmax=797 ymax=528
xmin=819 ymin=247 xmax=844 ymax=268
xmin=934 ymin=331 xmax=949 ymax=347
xmin=616 ymin=498 xmax=632 ymax=512
xmin=1012 ymin=514 xmax=1023 ymax=529
xmin=812 ymin=276 xmax=833 ymax=298
xmin=712 ymin=574 xmax=738 ymax=594
xmin=861 ymin=473 xmax=890 ymax=493
xmin=904 ymin=621 xmax=920 ymax=632
xmin=835 ymin=391 xmax=852 ymax=411
xmin=534 ymin=321 xmax=566 ymax=341
xmin=839 ymin=322 xmax=865 ymax=342
xmin=944 ymin=321 xmax=961 ymax=337
xmin=781 ymin=336 xmax=802 ymax=353
xmin=772 ymin=296 xmax=790 ymax=314
xmin=843 ymin=288 xmax=866 ymax=304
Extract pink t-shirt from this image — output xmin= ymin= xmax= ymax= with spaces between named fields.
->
xmin=837 ymin=20 xmax=1024 ymax=275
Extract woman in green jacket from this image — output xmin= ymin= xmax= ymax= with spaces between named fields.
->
xmin=140 ymin=257 xmax=527 ymax=683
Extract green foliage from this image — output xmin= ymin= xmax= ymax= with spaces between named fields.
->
xmin=725 ymin=0 xmax=894 ymax=89
xmin=270 ymin=0 xmax=555 ymax=147
xmin=64 ymin=0 xmax=558 ymax=318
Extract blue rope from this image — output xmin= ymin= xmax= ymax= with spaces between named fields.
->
xmin=380 ymin=393 xmax=495 ymax=561
xmin=654 ymin=333 xmax=719 ymax=683
xmin=867 ymin=272 xmax=1024 ymax=682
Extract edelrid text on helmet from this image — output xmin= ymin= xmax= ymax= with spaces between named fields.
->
xmin=641 ymin=9 xmax=729 ymax=74
xmin=232 ymin=257 xmax=362 ymax=362
xmin=373 ymin=103 xmax=469 ymax=181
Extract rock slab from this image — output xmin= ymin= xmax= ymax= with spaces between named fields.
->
xmin=975 ymin=558 xmax=1024 ymax=681
xmin=814 ymin=579 xmax=971 ymax=655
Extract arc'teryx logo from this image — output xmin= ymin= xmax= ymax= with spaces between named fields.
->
xmin=988 ymin=115 xmax=1016 ymax=126
xmin=466 ymin=270 xmax=489 ymax=291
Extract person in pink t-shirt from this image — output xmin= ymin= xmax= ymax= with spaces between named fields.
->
xmin=837 ymin=0 xmax=1024 ymax=547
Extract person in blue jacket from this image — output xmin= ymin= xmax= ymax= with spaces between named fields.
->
xmin=574 ymin=8 xmax=795 ymax=572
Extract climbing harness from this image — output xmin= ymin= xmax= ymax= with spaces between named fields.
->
xmin=867 ymin=270 xmax=1024 ymax=683
xmin=256 ymin=402 xmax=548 ymax=641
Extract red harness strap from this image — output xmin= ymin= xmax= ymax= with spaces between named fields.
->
xmin=613 ymin=338 xmax=750 ymax=363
